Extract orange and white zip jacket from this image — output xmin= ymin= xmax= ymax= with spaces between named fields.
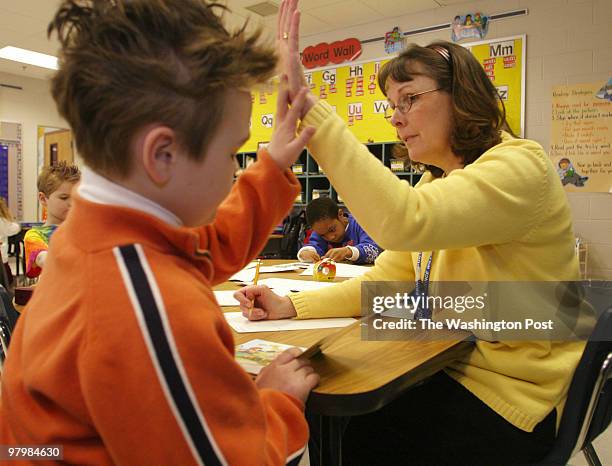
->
xmin=1 ymin=151 xmax=307 ymax=465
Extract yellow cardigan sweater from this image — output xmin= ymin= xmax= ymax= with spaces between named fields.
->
xmin=291 ymin=100 xmax=584 ymax=432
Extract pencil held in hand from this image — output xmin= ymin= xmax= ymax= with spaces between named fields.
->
xmin=249 ymin=260 xmax=262 ymax=319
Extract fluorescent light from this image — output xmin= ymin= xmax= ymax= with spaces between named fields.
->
xmin=0 ymin=46 xmax=58 ymax=70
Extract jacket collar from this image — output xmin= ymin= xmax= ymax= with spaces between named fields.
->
xmin=78 ymin=167 xmax=183 ymax=227
xmin=63 ymin=191 xmax=214 ymax=278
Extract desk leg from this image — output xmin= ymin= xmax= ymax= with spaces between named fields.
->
xmin=308 ymin=413 xmax=347 ymax=466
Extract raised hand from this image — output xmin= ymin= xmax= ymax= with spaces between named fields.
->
xmin=266 ymin=78 xmax=315 ymax=170
xmin=277 ymin=0 xmax=317 ymax=116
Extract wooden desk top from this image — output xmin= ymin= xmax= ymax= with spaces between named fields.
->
xmin=218 ymin=260 xmax=473 ymax=416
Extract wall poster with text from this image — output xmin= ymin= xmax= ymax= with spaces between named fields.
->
xmin=550 ymin=80 xmax=612 ymax=193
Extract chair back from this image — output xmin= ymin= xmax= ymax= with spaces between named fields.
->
xmin=537 ymin=305 xmax=612 ymax=465
xmin=0 ymin=284 xmax=18 ymax=371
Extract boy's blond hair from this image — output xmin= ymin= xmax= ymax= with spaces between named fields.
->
xmin=48 ymin=0 xmax=277 ymax=177
xmin=37 ymin=162 xmax=81 ymax=197
xmin=0 ymin=196 xmax=14 ymax=221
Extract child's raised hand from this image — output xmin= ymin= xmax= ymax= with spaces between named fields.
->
xmin=266 ymin=80 xmax=316 ymax=171
xmin=255 ymin=347 xmax=319 ymax=403
xmin=233 ymin=285 xmax=298 ymax=320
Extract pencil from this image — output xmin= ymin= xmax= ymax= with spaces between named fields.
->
xmin=249 ymin=259 xmax=262 ymax=319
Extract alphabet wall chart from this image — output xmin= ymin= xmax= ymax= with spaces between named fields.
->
xmin=466 ymin=35 xmax=525 ymax=137
xmin=241 ymin=35 xmax=525 ymax=152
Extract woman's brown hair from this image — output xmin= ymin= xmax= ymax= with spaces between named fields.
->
xmin=378 ymin=40 xmax=515 ymax=177
xmin=48 ymin=0 xmax=277 ymax=177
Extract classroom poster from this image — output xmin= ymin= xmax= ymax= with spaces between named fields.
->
xmin=242 ymin=35 xmax=525 ymax=152
xmin=244 ymin=60 xmax=395 ymax=152
xmin=550 ymin=81 xmax=612 ymax=193
xmin=466 ymin=35 xmax=525 ymax=137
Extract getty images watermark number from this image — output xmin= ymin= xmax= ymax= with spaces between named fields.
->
xmin=0 ymin=445 xmax=63 ymax=460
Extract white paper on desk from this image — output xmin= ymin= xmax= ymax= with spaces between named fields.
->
xmin=228 ymin=262 xmax=308 ymax=282
xmin=300 ymin=263 xmax=370 ymax=278
xmin=214 ymin=289 xmax=291 ymax=307
xmin=225 ymin=312 xmax=356 ymax=333
xmin=256 ymin=278 xmax=336 ymax=292
xmin=261 ymin=262 xmax=308 ymax=272
xmin=228 ymin=269 xmax=258 ymax=283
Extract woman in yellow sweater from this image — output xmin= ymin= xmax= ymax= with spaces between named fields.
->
xmin=235 ymin=2 xmax=588 ymax=464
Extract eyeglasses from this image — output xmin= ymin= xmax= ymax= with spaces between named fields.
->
xmin=384 ymin=88 xmax=441 ymax=121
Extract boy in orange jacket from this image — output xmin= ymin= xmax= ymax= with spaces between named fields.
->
xmin=1 ymin=1 xmax=317 ymax=464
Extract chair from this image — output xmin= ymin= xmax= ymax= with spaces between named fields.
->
xmin=14 ymin=232 xmax=26 ymax=278
xmin=0 ymin=284 xmax=19 ymax=372
xmin=0 ymin=248 xmax=12 ymax=295
xmin=9 ymin=226 xmax=29 ymax=278
xmin=535 ymin=306 xmax=612 ymax=466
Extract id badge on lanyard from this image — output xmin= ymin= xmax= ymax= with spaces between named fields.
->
xmin=414 ymin=252 xmax=433 ymax=320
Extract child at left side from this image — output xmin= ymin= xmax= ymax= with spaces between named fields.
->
xmin=0 ymin=196 xmax=20 ymax=284
xmin=24 ymin=162 xmax=81 ymax=278
xmin=1 ymin=1 xmax=317 ymax=464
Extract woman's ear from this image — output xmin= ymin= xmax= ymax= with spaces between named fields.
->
xmin=141 ymin=126 xmax=179 ymax=187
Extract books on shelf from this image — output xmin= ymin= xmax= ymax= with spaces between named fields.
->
xmin=390 ymin=159 xmax=406 ymax=172
xmin=312 ymin=189 xmax=329 ymax=200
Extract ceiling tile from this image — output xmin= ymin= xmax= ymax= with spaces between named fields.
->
xmin=359 ymin=0 xmax=439 ymax=18
xmin=0 ymin=59 xmax=54 ymax=80
xmin=294 ymin=12 xmax=335 ymax=36
xmin=299 ymin=0 xmax=347 ymax=11
xmin=1 ymin=0 xmax=62 ymax=22
xmin=307 ymin=0 xmax=385 ymax=29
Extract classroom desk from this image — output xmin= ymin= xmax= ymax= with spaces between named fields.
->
xmin=217 ymin=260 xmax=473 ymax=465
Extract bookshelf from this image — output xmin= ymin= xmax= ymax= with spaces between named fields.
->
xmin=236 ymin=142 xmax=422 ymax=208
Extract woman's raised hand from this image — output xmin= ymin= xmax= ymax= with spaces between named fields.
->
xmin=277 ymin=0 xmax=316 ymax=116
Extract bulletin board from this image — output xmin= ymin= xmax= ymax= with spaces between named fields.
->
xmin=242 ymin=35 xmax=525 ymax=152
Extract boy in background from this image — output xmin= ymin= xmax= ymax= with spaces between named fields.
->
xmin=1 ymin=1 xmax=317 ymax=465
xmin=298 ymin=197 xmax=381 ymax=263
xmin=25 ymin=162 xmax=80 ymax=278
xmin=0 ymin=196 xmax=20 ymax=286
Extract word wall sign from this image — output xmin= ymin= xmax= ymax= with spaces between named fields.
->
xmin=301 ymin=38 xmax=362 ymax=69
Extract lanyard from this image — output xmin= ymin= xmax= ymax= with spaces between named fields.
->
xmin=414 ymin=252 xmax=433 ymax=319
xmin=415 ymin=252 xmax=433 ymax=297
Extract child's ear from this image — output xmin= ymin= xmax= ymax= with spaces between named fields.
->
xmin=338 ymin=208 xmax=345 ymax=219
xmin=141 ymin=126 xmax=178 ymax=186
xmin=38 ymin=192 xmax=48 ymax=207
